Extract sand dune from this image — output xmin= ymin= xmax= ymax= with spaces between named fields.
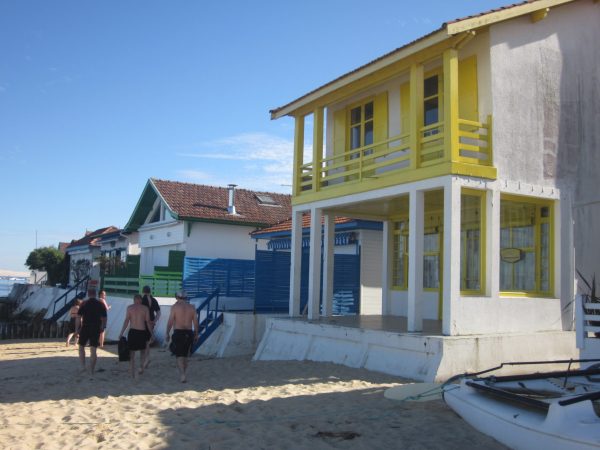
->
xmin=0 ymin=340 xmax=507 ymax=449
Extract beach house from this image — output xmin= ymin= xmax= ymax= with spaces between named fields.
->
xmin=65 ymin=226 xmax=121 ymax=285
xmin=254 ymin=0 xmax=600 ymax=381
xmin=114 ymin=178 xmax=292 ymax=298
xmin=251 ymin=214 xmax=383 ymax=315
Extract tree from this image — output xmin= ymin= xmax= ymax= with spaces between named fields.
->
xmin=71 ymin=259 xmax=91 ymax=284
xmin=25 ymin=246 xmax=67 ymax=286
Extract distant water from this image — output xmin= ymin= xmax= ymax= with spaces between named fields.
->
xmin=0 ymin=277 xmax=28 ymax=298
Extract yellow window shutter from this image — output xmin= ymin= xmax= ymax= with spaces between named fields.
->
xmin=400 ymin=82 xmax=410 ymax=133
xmin=333 ymin=108 xmax=346 ymax=157
xmin=458 ymin=56 xmax=478 ymax=122
xmin=373 ymin=91 xmax=388 ymax=147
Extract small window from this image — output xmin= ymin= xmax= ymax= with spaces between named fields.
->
xmin=349 ymin=100 xmax=375 ymax=157
xmin=424 ymin=75 xmax=440 ymax=127
xmin=256 ymin=194 xmax=278 ymax=206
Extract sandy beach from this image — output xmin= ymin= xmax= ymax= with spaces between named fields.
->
xmin=0 ymin=340 xmax=507 ymax=449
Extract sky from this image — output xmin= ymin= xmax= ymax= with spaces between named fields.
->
xmin=0 ymin=0 xmax=510 ymax=271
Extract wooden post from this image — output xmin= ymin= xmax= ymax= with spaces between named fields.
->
xmin=443 ymin=48 xmax=459 ymax=162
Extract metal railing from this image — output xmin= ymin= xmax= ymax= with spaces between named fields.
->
xmin=192 ymin=288 xmax=223 ymax=354
xmin=50 ymin=276 xmax=90 ymax=320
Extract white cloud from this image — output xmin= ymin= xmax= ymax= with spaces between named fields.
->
xmin=177 ymin=132 xmax=296 ymax=193
xmin=178 ymin=132 xmax=293 ymax=162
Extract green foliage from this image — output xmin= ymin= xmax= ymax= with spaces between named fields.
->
xmin=25 ymin=246 xmax=67 ymax=286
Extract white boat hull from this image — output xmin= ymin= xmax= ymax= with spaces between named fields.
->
xmin=444 ymin=379 xmax=600 ymax=450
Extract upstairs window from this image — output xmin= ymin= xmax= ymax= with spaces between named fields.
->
xmin=424 ymin=75 xmax=439 ymax=127
xmin=349 ymin=100 xmax=374 ymax=157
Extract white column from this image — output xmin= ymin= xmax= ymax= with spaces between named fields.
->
xmin=307 ymin=208 xmax=323 ymax=320
xmin=381 ymin=220 xmax=393 ymax=315
xmin=289 ymin=210 xmax=304 ymax=317
xmin=322 ymin=213 xmax=335 ymax=317
xmin=407 ymin=189 xmax=424 ymax=331
xmin=442 ymin=178 xmax=461 ymax=336
xmin=488 ymin=189 xmax=500 ymax=299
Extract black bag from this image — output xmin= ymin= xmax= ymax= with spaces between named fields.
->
xmin=118 ymin=336 xmax=130 ymax=362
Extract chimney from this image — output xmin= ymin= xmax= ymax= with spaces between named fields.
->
xmin=227 ymin=184 xmax=237 ymax=215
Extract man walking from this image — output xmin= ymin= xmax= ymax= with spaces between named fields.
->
xmin=77 ymin=288 xmax=107 ymax=375
xmin=141 ymin=285 xmax=161 ymax=369
xmin=119 ymin=294 xmax=152 ymax=379
xmin=166 ymin=290 xmax=200 ymax=383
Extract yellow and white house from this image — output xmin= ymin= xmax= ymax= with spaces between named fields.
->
xmin=254 ymin=0 xmax=600 ymax=380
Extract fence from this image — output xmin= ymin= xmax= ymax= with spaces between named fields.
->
xmin=183 ymin=257 xmax=255 ymax=299
xmin=0 ymin=321 xmax=70 ymax=340
xmin=254 ymin=250 xmax=360 ymax=314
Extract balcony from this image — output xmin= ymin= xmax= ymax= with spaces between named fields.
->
xmin=295 ymin=115 xmax=494 ymax=203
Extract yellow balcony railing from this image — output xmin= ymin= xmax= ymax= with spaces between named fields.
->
xmin=296 ymin=115 xmax=492 ymax=197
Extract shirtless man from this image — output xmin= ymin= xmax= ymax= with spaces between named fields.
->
xmin=119 ymin=294 xmax=152 ymax=379
xmin=78 ymin=289 xmax=107 ymax=375
xmin=165 ymin=290 xmax=200 ymax=383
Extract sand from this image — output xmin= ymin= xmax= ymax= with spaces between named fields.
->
xmin=0 ymin=340 xmax=507 ymax=449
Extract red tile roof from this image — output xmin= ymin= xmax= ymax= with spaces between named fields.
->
xmin=252 ymin=213 xmax=353 ymax=236
xmin=66 ymin=226 xmax=120 ymax=250
xmin=152 ymin=179 xmax=292 ymax=227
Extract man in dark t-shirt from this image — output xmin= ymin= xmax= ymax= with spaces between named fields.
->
xmin=78 ymin=288 xmax=107 ymax=375
xmin=141 ymin=285 xmax=161 ymax=369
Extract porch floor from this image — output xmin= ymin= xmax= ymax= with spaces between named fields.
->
xmin=289 ymin=315 xmax=443 ymax=336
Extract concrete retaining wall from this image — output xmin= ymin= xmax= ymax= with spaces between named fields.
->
xmin=253 ymin=317 xmax=578 ymax=382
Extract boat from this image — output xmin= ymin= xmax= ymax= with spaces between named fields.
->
xmin=443 ymin=360 xmax=600 ymax=450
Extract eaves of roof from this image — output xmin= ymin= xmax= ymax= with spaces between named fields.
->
xmin=270 ymin=0 xmax=575 ymax=119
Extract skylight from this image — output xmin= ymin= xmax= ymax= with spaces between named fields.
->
xmin=256 ymin=194 xmax=278 ymax=206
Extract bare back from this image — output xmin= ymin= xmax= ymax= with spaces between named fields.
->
xmin=169 ymin=302 xmax=197 ymax=330
xmin=128 ymin=304 xmax=150 ymax=331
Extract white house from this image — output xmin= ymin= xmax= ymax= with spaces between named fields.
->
xmin=253 ymin=0 xmax=600 ymax=381
xmin=121 ymin=178 xmax=292 ymax=294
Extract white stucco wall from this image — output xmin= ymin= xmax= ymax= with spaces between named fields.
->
xmin=184 ymin=222 xmax=256 ymax=260
xmin=389 ymin=290 xmax=439 ymax=320
xmin=489 ymin=1 xmax=600 ymax=333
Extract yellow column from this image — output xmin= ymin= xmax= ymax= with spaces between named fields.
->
xmin=443 ymin=48 xmax=459 ymax=162
xmin=313 ymin=107 xmax=324 ymax=192
xmin=409 ymin=64 xmax=424 ymax=170
xmin=293 ymin=114 xmax=305 ymax=197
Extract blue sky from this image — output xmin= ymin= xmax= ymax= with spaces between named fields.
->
xmin=0 ymin=0 xmax=508 ymax=271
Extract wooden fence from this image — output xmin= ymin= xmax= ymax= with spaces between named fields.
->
xmin=0 ymin=321 xmax=69 ymax=340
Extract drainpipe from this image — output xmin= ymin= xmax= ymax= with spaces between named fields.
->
xmin=227 ymin=184 xmax=237 ymax=215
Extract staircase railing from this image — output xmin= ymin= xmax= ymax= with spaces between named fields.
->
xmin=191 ymin=287 xmax=223 ymax=354
xmin=49 ymin=276 xmax=90 ymax=322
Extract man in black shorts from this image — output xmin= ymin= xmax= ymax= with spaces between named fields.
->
xmin=78 ymin=288 xmax=107 ymax=375
xmin=166 ymin=290 xmax=200 ymax=383
xmin=141 ymin=285 xmax=161 ymax=369
xmin=119 ymin=294 xmax=152 ymax=378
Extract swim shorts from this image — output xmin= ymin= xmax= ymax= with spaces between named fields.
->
xmin=78 ymin=326 xmax=101 ymax=348
xmin=127 ymin=328 xmax=149 ymax=351
xmin=68 ymin=317 xmax=78 ymax=333
xmin=171 ymin=329 xmax=194 ymax=357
